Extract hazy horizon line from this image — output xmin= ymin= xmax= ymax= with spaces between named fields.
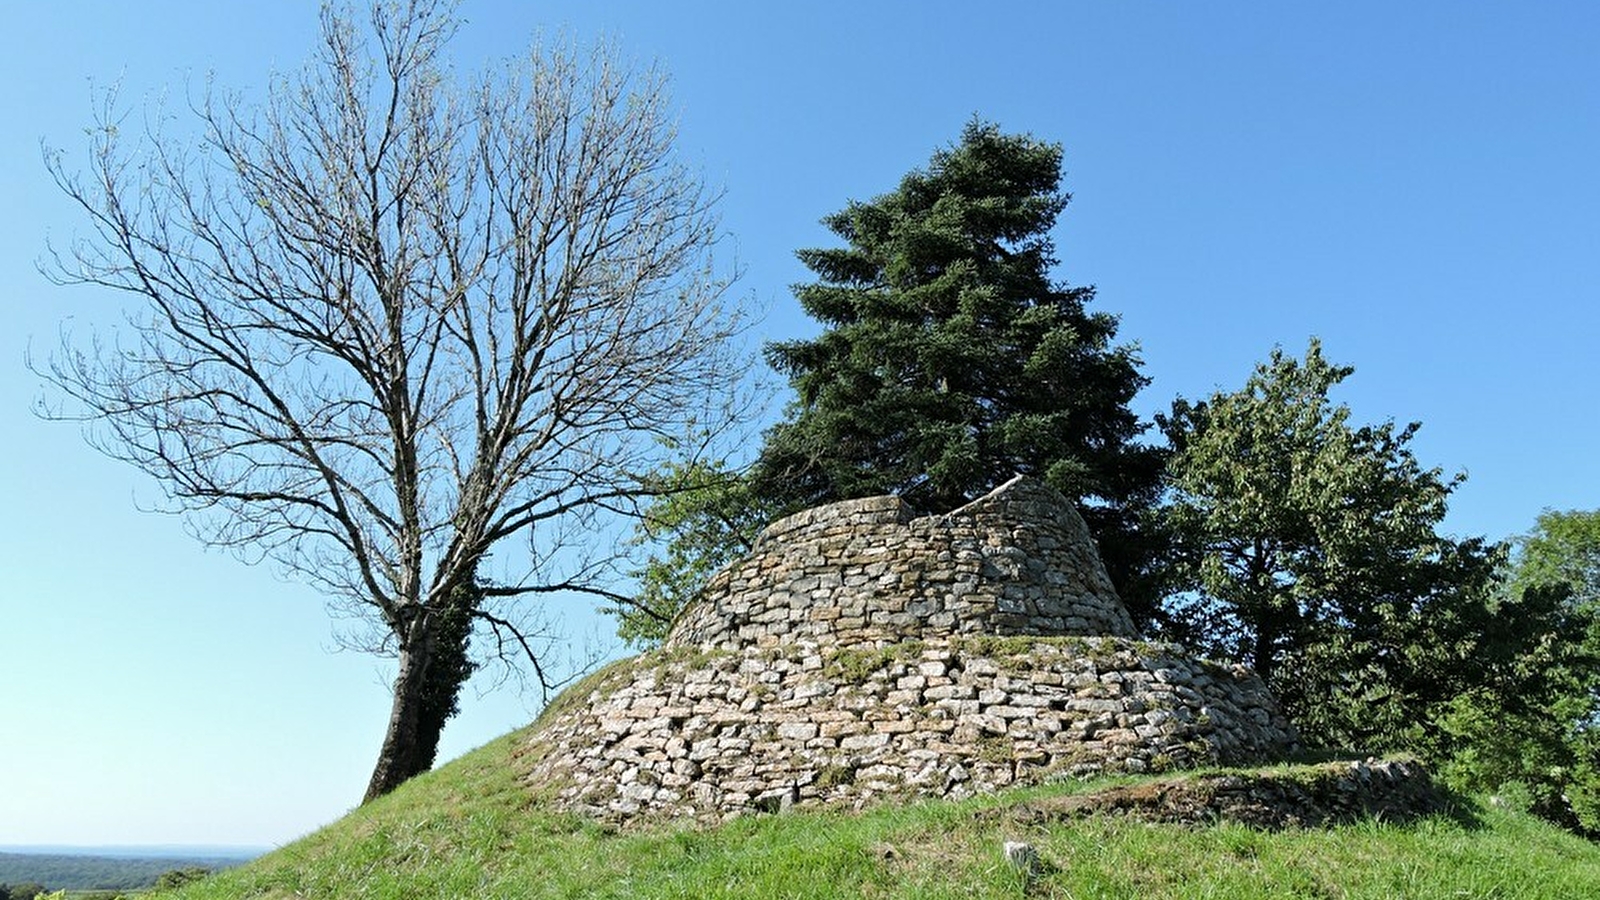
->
xmin=0 ymin=844 xmax=267 ymax=859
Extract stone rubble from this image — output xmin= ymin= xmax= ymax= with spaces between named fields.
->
xmin=994 ymin=757 xmax=1446 ymax=829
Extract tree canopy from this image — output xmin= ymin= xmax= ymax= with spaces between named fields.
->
xmin=612 ymin=458 xmax=777 ymax=647
xmin=1512 ymin=509 xmax=1600 ymax=608
xmin=1437 ymin=509 xmax=1600 ymax=834
xmin=41 ymin=0 xmax=745 ymax=799
xmin=1159 ymin=340 xmax=1507 ymax=749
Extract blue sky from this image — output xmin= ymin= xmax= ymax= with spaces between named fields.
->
xmin=1 ymin=2 xmax=1596 ymax=848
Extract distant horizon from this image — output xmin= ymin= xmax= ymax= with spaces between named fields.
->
xmin=0 ymin=845 xmax=268 ymax=860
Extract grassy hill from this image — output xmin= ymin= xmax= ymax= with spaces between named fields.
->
xmin=142 ymin=724 xmax=1600 ymax=900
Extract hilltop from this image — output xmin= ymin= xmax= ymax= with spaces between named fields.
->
xmin=136 ymin=479 xmax=1600 ymax=896
xmin=145 ymin=725 xmax=1600 ymax=899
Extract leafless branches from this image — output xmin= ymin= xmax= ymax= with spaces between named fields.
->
xmin=38 ymin=0 xmax=746 ymax=739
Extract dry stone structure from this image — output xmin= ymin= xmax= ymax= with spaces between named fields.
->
xmin=666 ymin=477 xmax=1138 ymax=648
xmin=523 ymin=476 xmax=1299 ymax=822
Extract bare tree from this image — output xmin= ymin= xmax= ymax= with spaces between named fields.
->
xmin=39 ymin=0 xmax=747 ymax=800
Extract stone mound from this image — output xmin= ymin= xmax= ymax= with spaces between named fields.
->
xmin=522 ymin=476 xmax=1300 ymax=822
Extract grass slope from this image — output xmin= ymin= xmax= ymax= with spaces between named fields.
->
xmin=153 ymin=726 xmax=1600 ymax=900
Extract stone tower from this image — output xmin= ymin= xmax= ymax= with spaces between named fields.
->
xmin=523 ymin=476 xmax=1298 ymax=821
xmin=666 ymin=475 xmax=1138 ymax=649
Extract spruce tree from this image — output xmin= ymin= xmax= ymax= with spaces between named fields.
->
xmin=755 ymin=121 xmax=1167 ymax=620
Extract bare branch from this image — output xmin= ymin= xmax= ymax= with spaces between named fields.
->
xmin=38 ymin=0 xmax=753 ymax=799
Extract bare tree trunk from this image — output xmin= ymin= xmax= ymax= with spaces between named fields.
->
xmin=364 ymin=640 xmax=436 ymax=802
xmin=1253 ymin=625 xmax=1276 ymax=686
xmin=363 ymin=581 xmax=483 ymax=801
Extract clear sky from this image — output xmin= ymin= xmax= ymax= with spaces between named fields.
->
xmin=1 ymin=1 xmax=1596 ymax=848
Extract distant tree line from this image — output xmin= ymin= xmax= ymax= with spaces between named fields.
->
xmin=0 ymin=854 xmax=222 ymax=894
xmin=0 ymin=888 xmax=124 ymax=900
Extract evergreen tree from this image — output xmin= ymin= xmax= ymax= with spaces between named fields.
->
xmin=755 ymin=120 xmax=1167 ymax=620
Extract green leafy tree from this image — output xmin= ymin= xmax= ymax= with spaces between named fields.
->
xmin=612 ymin=460 xmax=778 ymax=646
xmin=1160 ymin=339 xmax=1508 ymax=749
xmin=754 ymin=120 xmax=1168 ymax=621
xmin=1438 ymin=510 xmax=1600 ymax=834
xmin=154 ymin=867 xmax=213 ymax=890
xmin=1512 ymin=509 xmax=1600 ymax=606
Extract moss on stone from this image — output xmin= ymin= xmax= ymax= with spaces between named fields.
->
xmin=974 ymin=734 xmax=1017 ymax=765
xmin=816 ymin=763 xmax=857 ymax=789
xmin=824 ymin=640 xmax=926 ymax=683
xmin=650 ymin=642 xmax=730 ymax=673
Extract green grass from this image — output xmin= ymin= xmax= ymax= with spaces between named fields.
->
xmin=151 ymin=727 xmax=1600 ymax=900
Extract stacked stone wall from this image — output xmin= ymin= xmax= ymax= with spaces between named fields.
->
xmin=522 ymin=476 xmax=1301 ymax=824
xmin=667 ymin=477 xmax=1137 ymax=650
xmin=523 ymin=635 xmax=1297 ymax=822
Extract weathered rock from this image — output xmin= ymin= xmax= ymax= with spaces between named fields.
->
xmin=1002 ymin=840 xmax=1042 ymax=875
